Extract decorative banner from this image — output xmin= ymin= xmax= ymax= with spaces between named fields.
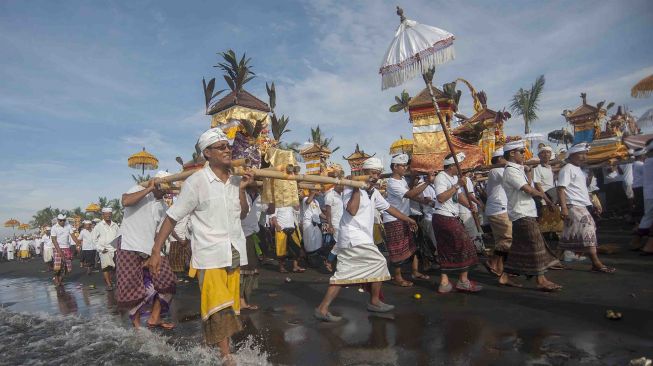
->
xmin=305 ymin=160 xmax=321 ymax=175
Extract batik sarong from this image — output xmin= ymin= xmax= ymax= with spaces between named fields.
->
xmin=431 ymin=214 xmax=478 ymax=273
xmin=115 ymin=248 xmax=176 ymax=314
xmin=240 ymin=235 xmax=259 ymax=303
xmin=53 ymin=248 xmax=73 ymax=274
xmin=559 ymin=205 xmax=598 ymax=251
xmin=383 ymin=220 xmax=416 ymax=264
xmin=538 ymin=206 xmax=564 ymax=235
xmin=191 ymin=267 xmax=242 ymax=345
xmin=330 ymin=242 xmax=391 ymax=285
xmin=504 ymin=217 xmax=558 ymax=276
xmin=81 ymin=249 xmax=96 ymax=268
xmin=487 ymin=213 xmax=512 ymax=254
xmin=168 ymin=240 xmax=190 ymax=273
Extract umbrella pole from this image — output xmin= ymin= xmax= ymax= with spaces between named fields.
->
xmin=424 ymin=79 xmax=482 ymax=232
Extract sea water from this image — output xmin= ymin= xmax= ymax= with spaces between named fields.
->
xmin=0 ymin=278 xmax=269 ymax=365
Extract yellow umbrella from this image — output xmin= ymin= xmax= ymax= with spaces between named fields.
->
xmin=4 ymin=218 xmax=20 ymax=228
xmin=389 ymin=136 xmax=413 ymax=155
xmin=631 ymin=74 xmax=653 ymax=98
xmin=128 ymin=147 xmax=159 ymax=174
xmin=18 ymin=223 xmax=30 ymax=231
xmin=85 ymin=203 xmax=101 ymax=213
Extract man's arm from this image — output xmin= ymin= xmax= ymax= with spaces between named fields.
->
xmin=436 ymin=183 xmax=460 ymax=203
xmin=122 ymin=180 xmax=155 ymax=207
xmin=148 ymin=215 xmax=178 ymax=275
xmin=346 ymin=188 xmax=361 ymax=216
xmin=385 ymin=206 xmax=418 ymax=231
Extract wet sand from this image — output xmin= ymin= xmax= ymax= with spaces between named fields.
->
xmin=1 ymin=221 xmax=652 ymax=365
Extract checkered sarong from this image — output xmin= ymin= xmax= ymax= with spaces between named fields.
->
xmin=115 ymin=247 xmax=176 ymax=309
xmin=53 ymin=248 xmax=73 ymax=274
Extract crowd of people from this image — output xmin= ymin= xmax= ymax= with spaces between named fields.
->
xmin=3 ymin=126 xmax=650 ymax=364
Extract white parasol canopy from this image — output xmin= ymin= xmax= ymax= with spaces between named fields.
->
xmin=637 ymin=108 xmax=653 ymax=129
xmin=379 ymin=8 xmax=455 ymax=90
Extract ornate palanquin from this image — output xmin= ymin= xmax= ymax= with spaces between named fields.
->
xmin=408 ymin=85 xmax=484 ymax=172
xmin=344 ymin=144 xmax=374 ymax=176
xmin=563 ymin=93 xmax=605 ymax=144
xmin=300 ymin=143 xmax=332 ymax=175
xmin=261 ymin=147 xmax=299 ymax=207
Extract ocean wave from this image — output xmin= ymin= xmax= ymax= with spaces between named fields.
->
xmin=0 ymin=308 xmax=270 ymax=366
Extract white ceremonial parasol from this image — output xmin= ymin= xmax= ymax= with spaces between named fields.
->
xmin=379 ymin=6 xmax=480 ymax=230
xmin=637 ymin=108 xmax=653 ymax=129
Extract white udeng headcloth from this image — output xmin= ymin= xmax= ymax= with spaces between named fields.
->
xmin=196 ymin=127 xmax=229 ymax=153
xmin=503 ymin=140 xmax=525 ymax=152
xmin=492 ymin=148 xmax=504 ymax=158
xmin=101 ymin=207 xmax=113 ymax=213
xmin=390 ymin=153 xmax=409 ymax=165
xmin=444 ymin=152 xmax=465 ymax=166
xmin=362 ymin=157 xmax=383 ymax=171
xmin=567 ymin=143 xmax=590 ymax=155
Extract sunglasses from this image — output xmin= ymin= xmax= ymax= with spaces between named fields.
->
xmin=206 ymin=144 xmax=231 ymax=151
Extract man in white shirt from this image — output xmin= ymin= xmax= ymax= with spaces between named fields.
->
xmin=418 ymin=173 xmax=438 ymax=269
xmin=382 ymin=153 xmax=430 ymax=287
xmin=315 ymin=157 xmax=416 ymax=322
xmin=301 ymin=190 xmax=323 ymax=256
xmin=630 ymin=148 xmax=647 ymax=250
xmin=270 ymin=204 xmax=305 ymax=273
xmin=51 ymin=214 xmax=81 ymax=286
xmin=458 ymin=173 xmax=485 ymax=252
xmin=150 ymin=127 xmax=253 ymax=359
xmin=603 ymin=163 xmax=627 ymax=216
xmin=79 ymin=220 xmax=96 ymax=274
xmin=168 ymin=211 xmax=190 ymax=275
xmin=324 ymin=184 xmax=344 ymax=272
xmin=42 ymin=227 xmax=53 ymax=269
xmin=639 ymin=141 xmax=653 ymax=255
xmin=558 ymin=143 xmax=615 ymax=273
xmin=18 ymin=236 xmax=30 ymax=260
xmin=116 ymin=171 xmax=175 ymax=330
xmin=431 ymin=152 xmax=481 ymax=294
xmin=240 ymin=184 xmax=263 ymax=311
xmin=483 ymin=149 xmax=513 ymax=279
xmin=620 ymin=151 xmax=635 ymax=219
xmin=533 ymin=146 xmax=564 ymax=240
xmin=6 ymin=240 xmax=14 ymax=261
xmin=92 ymin=207 xmax=120 ymax=290
xmin=502 ymin=140 xmax=560 ymax=291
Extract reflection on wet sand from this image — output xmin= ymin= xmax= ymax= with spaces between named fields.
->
xmin=55 ymin=286 xmax=78 ymax=315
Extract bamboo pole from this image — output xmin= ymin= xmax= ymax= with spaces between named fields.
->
xmin=232 ymin=167 xmax=368 ymax=189
xmin=138 ymin=158 xmax=250 ymax=187
xmin=424 ymin=78 xmax=482 ymax=231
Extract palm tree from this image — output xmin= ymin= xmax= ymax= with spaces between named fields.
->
xmin=510 ymin=75 xmax=545 ymax=134
xmin=215 ymin=50 xmax=255 ymax=95
xmin=309 ymin=125 xmax=340 ymax=153
xmin=389 ymin=89 xmax=412 ymax=113
xmin=131 ymin=174 xmax=151 ymax=184
xmin=266 ymin=82 xmax=291 ymax=141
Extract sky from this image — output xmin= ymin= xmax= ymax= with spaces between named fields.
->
xmin=1 ymin=0 xmax=652 ymax=237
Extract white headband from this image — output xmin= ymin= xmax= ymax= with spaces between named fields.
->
xmin=390 ymin=153 xmax=409 ymax=165
xmin=444 ymin=152 xmax=465 ymax=166
xmin=567 ymin=143 xmax=590 ymax=155
xmin=503 ymin=140 xmax=525 ymax=152
xmin=362 ymin=157 xmax=383 ymax=171
xmin=196 ymin=127 xmax=229 ymax=153
xmin=101 ymin=207 xmax=113 ymax=213
xmin=492 ymin=148 xmax=504 ymax=158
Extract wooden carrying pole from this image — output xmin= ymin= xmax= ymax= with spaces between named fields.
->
xmin=232 ymin=167 xmax=368 ymax=189
xmin=139 ymin=158 xmax=368 ymax=189
xmin=424 ymin=78 xmax=482 ymax=231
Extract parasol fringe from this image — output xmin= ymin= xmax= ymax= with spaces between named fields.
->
xmin=380 ymin=40 xmax=455 ymax=90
